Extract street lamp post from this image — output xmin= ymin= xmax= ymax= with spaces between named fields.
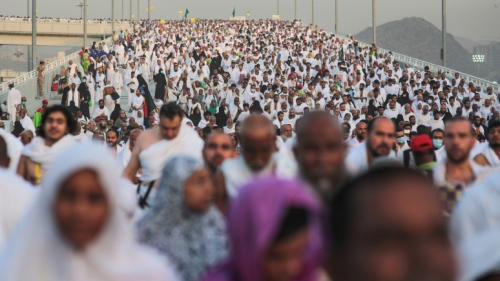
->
xmin=472 ymin=54 xmax=485 ymax=77
xmin=84 ymin=0 xmax=87 ymax=47
xmin=246 ymin=11 xmax=250 ymax=20
xmin=277 ymin=0 xmax=279 ymax=16
xmin=32 ymin=0 xmax=36 ymax=72
xmin=335 ymin=0 xmax=338 ymax=34
xmin=76 ymin=2 xmax=84 ymax=19
xmin=442 ymin=0 xmax=447 ymax=67
xmin=372 ymin=0 xmax=376 ymax=45
xmin=137 ymin=0 xmax=140 ymax=21
xmin=312 ymin=0 xmax=315 ymax=26
xmin=295 ymin=0 xmax=297 ymax=19
xmin=14 ymin=48 xmax=24 ymax=75
xmin=27 ymin=0 xmax=31 ymax=71
xmin=112 ymin=0 xmax=115 ymax=39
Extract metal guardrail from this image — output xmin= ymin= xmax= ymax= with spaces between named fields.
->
xmin=334 ymin=33 xmax=500 ymax=93
xmin=0 ymin=37 xmax=112 ymax=116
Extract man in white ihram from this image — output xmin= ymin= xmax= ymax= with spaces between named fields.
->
xmin=7 ymin=83 xmax=21 ymax=122
xmin=123 ymin=103 xmax=204 ymax=208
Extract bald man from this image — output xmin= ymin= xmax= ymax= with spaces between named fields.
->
xmin=218 ymin=115 xmax=296 ymax=199
xmin=294 ymin=111 xmax=347 ymax=204
xmin=20 ymin=130 xmax=34 ymax=146
xmin=345 ymin=117 xmax=396 ymax=176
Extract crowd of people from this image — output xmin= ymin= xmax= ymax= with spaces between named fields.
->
xmin=0 ymin=15 xmax=131 ymax=24
xmin=1 ymin=18 xmax=500 ymax=281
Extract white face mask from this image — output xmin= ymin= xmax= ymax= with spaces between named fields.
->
xmin=251 ymin=89 xmax=256 ymax=93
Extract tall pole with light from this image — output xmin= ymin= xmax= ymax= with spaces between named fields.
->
xmin=147 ymin=0 xmax=150 ymax=20
xmin=112 ymin=0 xmax=115 ymax=39
xmin=335 ymin=0 xmax=338 ymax=34
xmin=442 ymin=0 xmax=447 ymax=67
xmin=27 ymin=0 xmax=31 ymax=71
xmin=76 ymin=2 xmax=84 ymax=19
xmin=312 ymin=0 xmax=315 ymax=26
xmin=84 ymin=0 xmax=87 ymax=47
xmin=372 ymin=0 xmax=376 ymax=45
xmin=246 ymin=11 xmax=250 ymax=20
xmin=472 ymin=54 xmax=485 ymax=77
xmin=277 ymin=0 xmax=279 ymax=17
xmin=31 ymin=0 xmax=36 ymax=72
xmin=137 ymin=0 xmax=140 ymax=21
xmin=294 ymin=0 xmax=297 ymax=19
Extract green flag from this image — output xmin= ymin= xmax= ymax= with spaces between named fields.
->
xmin=185 ymin=9 xmax=189 ymax=19
xmin=232 ymin=7 xmax=235 ymax=17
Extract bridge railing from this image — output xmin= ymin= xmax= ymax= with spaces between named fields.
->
xmin=0 ymin=37 xmax=112 ymax=116
xmin=334 ymin=33 xmax=500 ymax=92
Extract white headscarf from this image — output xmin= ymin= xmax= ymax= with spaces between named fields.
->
xmin=0 ymin=144 xmax=179 ymax=281
xmin=0 ymin=169 xmax=37 ymax=249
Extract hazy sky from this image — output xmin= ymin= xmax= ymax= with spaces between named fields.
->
xmin=3 ymin=0 xmax=500 ymax=41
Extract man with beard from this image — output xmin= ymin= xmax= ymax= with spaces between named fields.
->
xmin=433 ymin=117 xmax=493 ymax=214
xmin=280 ymin=124 xmax=293 ymax=143
xmin=218 ymin=115 xmax=296 ymax=200
xmin=328 ymin=167 xmax=457 ymax=281
xmin=92 ymin=99 xmax=110 ymax=119
xmin=106 ymin=128 xmax=122 ymax=156
xmin=345 ymin=117 xmax=396 ymax=176
xmin=474 ymin=119 xmax=500 ymax=167
xmin=347 ymin=120 xmax=367 ymax=149
xmin=284 ymin=108 xmax=299 ymax=130
xmin=294 ymin=111 xmax=346 ymax=205
xmin=17 ymin=105 xmax=75 ymax=185
xmin=202 ymin=132 xmax=233 ymax=212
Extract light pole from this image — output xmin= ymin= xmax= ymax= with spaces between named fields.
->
xmin=312 ymin=0 xmax=315 ymax=26
xmin=14 ymin=48 xmax=24 ymax=75
xmin=246 ymin=11 xmax=250 ymax=20
xmin=122 ymin=0 xmax=124 ymax=20
xmin=147 ymin=0 xmax=150 ymax=20
xmin=372 ymin=0 xmax=376 ymax=45
xmin=27 ymin=0 xmax=31 ymax=71
xmin=277 ymin=0 xmax=279 ymax=16
xmin=137 ymin=0 xmax=140 ymax=21
xmin=112 ymin=0 xmax=115 ymax=39
xmin=84 ymin=0 xmax=87 ymax=47
xmin=130 ymin=0 xmax=132 ymax=23
xmin=472 ymin=54 xmax=485 ymax=77
xmin=32 ymin=0 xmax=36 ymax=72
xmin=76 ymin=2 xmax=84 ymax=19
xmin=442 ymin=0 xmax=447 ymax=67
xmin=335 ymin=0 xmax=338 ymax=34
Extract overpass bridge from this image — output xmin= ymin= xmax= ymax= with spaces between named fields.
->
xmin=0 ymin=20 xmax=133 ymax=46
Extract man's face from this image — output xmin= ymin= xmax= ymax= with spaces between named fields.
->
xmin=334 ymin=176 xmax=457 ymax=281
xmin=356 ymin=122 xmax=367 ymax=140
xmin=99 ymin=101 xmax=104 ymax=109
xmin=203 ymin=133 xmax=233 ymax=171
xmin=444 ymin=120 xmax=474 ymax=163
xmin=282 ymin=125 xmax=293 ymax=138
xmin=44 ymin=111 xmax=69 ymax=142
xmin=289 ymin=109 xmax=296 ymax=119
xmin=106 ymin=131 xmax=118 ymax=147
xmin=241 ymin=130 xmax=274 ymax=172
xmin=294 ymin=117 xmax=346 ymax=190
xmin=77 ymin=111 xmax=83 ymax=118
xmin=367 ymin=119 xmax=395 ymax=157
xmin=159 ymin=115 xmax=182 ymax=140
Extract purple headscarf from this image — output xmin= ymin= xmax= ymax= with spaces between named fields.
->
xmin=202 ymin=177 xmax=326 ymax=281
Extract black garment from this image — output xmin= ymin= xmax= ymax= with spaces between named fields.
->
xmin=215 ymin=106 xmax=228 ymax=128
xmin=11 ymin=121 xmax=24 ymax=137
xmin=60 ymin=86 xmax=71 ymax=106
xmin=137 ymin=75 xmax=156 ymax=129
xmin=249 ymin=100 xmax=263 ymax=114
xmin=110 ymin=104 xmax=122 ymax=121
xmin=190 ymin=111 xmax=202 ymax=127
xmin=67 ymin=101 xmax=79 ymax=119
xmin=153 ymin=72 xmax=167 ymax=100
xmin=78 ymin=83 xmax=91 ymax=119
xmin=397 ymin=92 xmax=412 ymax=106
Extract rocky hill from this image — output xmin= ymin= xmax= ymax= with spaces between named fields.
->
xmin=354 ymin=17 xmax=496 ymax=81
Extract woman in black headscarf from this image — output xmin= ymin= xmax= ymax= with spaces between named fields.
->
xmin=110 ymin=104 xmax=122 ymax=121
xmin=189 ymin=107 xmax=202 ymax=127
xmin=153 ymin=68 xmax=167 ymax=100
xmin=249 ymin=100 xmax=263 ymax=114
xmin=397 ymin=91 xmax=412 ymax=107
xmin=215 ymin=105 xmax=228 ymax=128
xmin=78 ymin=78 xmax=92 ymax=119
xmin=136 ymin=74 xmax=156 ymax=129
xmin=367 ymin=99 xmax=378 ymax=116
xmin=11 ymin=121 xmax=24 ymax=137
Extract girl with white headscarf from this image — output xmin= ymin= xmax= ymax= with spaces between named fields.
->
xmin=0 ymin=144 xmax=179 ymax=281
xmin=137 ymin=155 xmax=229 ymax=281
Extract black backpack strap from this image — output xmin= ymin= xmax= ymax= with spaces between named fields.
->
xmin=138 ymin=181 xmax=155 ymax=209
xmin=403 ymin=149 xmax=411 ymax=168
